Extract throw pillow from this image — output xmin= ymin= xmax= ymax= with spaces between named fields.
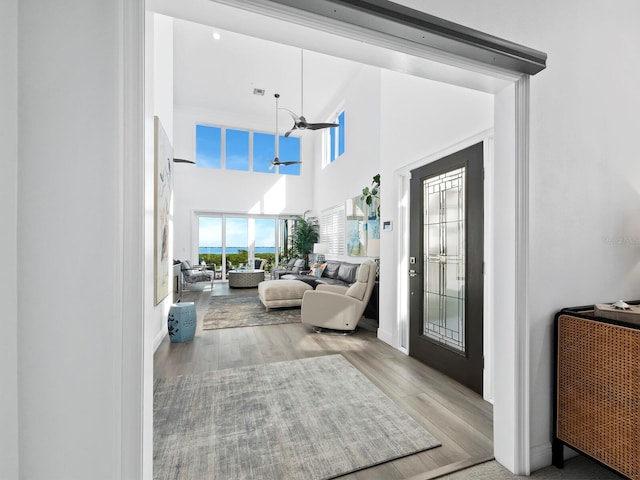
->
xmin=308 ymin=263 xmax=327 ymax=277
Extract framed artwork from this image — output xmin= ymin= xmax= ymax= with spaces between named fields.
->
xmin=154 ymin=116 xmax=173 ymax=305
xmin=345 ymin=194 xmax=379 ymax=257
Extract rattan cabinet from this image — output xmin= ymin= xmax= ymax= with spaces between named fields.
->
xmin=553 ymin=305 xmax=640 ymax=479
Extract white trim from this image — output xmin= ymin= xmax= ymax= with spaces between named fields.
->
xmin=120 ymin=0 xmax=145 ymax=478
xmin=395 ymin=173 xmax=409 ymax=353
xmin=482 ymin=137 xmax=495 ymax=404
xmin=153 ymin=329 xmax=168 ymax=352
xmin=514 ymin=75 xmax=531 ymax=475
xmin=394 ymin=129 xmax=494 ymax=177
xmin=530 ymin=442 xmax=554 ymax=473
xmin=141 ymin=1 xmax=537 ymax=474
xmin=210 ymin=0 xmax=523 ymax=86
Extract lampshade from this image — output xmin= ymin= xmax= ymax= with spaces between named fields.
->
xmin=313 ymin=242 xmax=329 ymax=254
xmin=367 ymin=239 xmax=380 ymax=258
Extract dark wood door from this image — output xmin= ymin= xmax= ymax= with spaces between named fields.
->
xmin=409 ymin=142 xmax=484 ymax=394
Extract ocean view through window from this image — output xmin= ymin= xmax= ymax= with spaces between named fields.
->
xmin=197 ymin=214 xmax=289 ymax=274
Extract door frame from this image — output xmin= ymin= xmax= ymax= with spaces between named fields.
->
xmin=408 ymin=141 xmax=485 ymax=396
xmin=132 ymin=1 xmax=536 ymax=476
xmin=396 ymin=130 xmax=494 ymax=401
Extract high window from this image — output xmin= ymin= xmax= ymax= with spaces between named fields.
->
xmin=195 ymin=124 xmax=300 ymax=175
xmin=324 ymin=110 xmax=345 ymax=166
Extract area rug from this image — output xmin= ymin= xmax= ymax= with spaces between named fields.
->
xmin=202 ymin=295 xmax=300 ymax=330
xmin=153 ymin=354 xmax=440 ymax=480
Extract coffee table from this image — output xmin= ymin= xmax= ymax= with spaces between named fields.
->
xmin=228 ymin=269 xmax=265 ymax=288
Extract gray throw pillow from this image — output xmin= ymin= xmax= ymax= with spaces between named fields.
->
xmin=337 ymin=263 xmax=358 ymax=283
xmin=323 ymin=261 xmax=341 ymax=279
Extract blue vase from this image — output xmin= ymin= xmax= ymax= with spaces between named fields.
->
xmin=168 ymin=302 xmax=197 ymax=343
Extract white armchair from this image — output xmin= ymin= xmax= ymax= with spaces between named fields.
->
xmin=301 ymin=260 xmax=377 ymax=333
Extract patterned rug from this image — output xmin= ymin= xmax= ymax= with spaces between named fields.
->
xmin=153 ymin=354 xmax=440 ymax=480
xmin=202 ymin=295 xmax=301 ymax=330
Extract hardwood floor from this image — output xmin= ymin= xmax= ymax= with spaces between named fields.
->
xmin=154 ymin=282 xmax=493 ymax=479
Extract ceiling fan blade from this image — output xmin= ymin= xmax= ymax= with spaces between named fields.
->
xmin=280 ymin=160 xmax=302 ymax=166
xmin=280 ymin=108 xmax=302 ymax=123
xmin=284 ymin=126 xmax=297 ymax=137
xmin=306 ymin=122 xmax=340 ymax=130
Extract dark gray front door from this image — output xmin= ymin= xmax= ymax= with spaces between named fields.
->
xmin=409 ymin=142 xmax=484 ymax=394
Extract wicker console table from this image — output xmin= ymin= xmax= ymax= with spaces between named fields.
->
xmin=553 ymin=303 xmax=640 ymax=479
xmin=228 ymin=269 xmax=265 ymax=288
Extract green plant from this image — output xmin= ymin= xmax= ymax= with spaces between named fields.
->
xmin=292 ymin=214 xmax=319 ymax=268
xmin=360 ymin=173 xmax=380 ymax=218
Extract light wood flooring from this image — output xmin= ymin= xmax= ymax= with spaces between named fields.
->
xmin=154 ymin=282 xmax=494 ymax=480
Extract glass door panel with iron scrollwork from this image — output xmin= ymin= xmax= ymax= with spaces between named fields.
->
xmin=424 ymin=167 xmax=466 ymax=353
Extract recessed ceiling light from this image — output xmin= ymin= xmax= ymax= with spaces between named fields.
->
xmin=253 ymin=88 xmax=265 ymax=96
xmin=212 ymin=32 xmax=221 ymax=40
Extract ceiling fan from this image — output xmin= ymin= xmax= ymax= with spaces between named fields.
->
xmin=270 ymin=93 xmax=302 ymax=169
xmin=282 ymin=49 xmax=339 ymax=138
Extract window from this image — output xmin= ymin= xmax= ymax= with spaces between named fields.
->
xmin=324 ymin=110 xmax=345 ymax=166
xmin=225 ymin=129 xmax=249 ymax=171
xmin=195 ymin=124 xmax=301 ymax=175
xmin=321 ymin=204 xmax=345 ymax=255
xmin=196 ymin=214 xmax=288 ymax=272
xmin=279 ymin=136 xmax=301 ymax=176
xmin=196 ymin=125 xmax=221 ymax=168
xmin=253 ymin=132 xmax=275 ymax=174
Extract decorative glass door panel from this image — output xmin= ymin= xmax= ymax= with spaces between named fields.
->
xmin=423 ymin=167 xmax=465 ymax=353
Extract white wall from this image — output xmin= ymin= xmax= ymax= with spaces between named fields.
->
xmin=146 ymin=14 xmax=176 ymax=355
xmin=378 ymin=70 xmax=494 ymax=346
xmin=392 ymin=0 xmax=640 ymax=471
xmin=312 ymin=66 xmax=381 ymax=217
xmin=172 ymin=108 xmax=314 ymax=262
xmin=17 ymin=1 xmax=129 ymax=478
xmin=0 ymin=0 xmax=19 ymax=478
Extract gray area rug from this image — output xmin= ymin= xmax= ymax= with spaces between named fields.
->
xmin=202 ymin=295 xmax=300 ymax=330
xmin=153 ymin=354 xmax=440 ymax=480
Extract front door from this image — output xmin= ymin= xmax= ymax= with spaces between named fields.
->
xmin=409 ymin=142 xmax=484 ymax=394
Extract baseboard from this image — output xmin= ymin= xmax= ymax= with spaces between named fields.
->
xmin=377 ymin=327 xmax=393 ymax=346
xmin=530 ymin=442 xmax=552 ymax=472
xmin=153 ymin=327 xmax=167 ymax=352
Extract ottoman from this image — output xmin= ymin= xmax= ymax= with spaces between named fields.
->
xmin=258 ymin=280 xmax=313 ymax=311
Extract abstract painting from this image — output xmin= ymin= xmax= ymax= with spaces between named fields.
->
xmin=154 ymin=116 xmax=173 ymax=305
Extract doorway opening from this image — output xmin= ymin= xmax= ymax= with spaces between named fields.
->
xmin=139 ymin=0 xmax=540 ymax=476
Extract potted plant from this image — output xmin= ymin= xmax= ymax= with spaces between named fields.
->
xmin=292 ymin=213 xmax=319 ymax=268
xmin=360 ymin=173 xmax=380 ymax=218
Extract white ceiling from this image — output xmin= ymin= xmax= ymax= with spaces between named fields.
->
xmin=157 ymin=0 xmax=510 ymax=133
xmin=173 ymin=18 xmax=364 ymax=130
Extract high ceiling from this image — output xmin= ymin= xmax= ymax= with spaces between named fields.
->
xmin=173 ymin=18 xmax=363 ymax=132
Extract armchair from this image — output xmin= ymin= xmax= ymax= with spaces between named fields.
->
xmin=301 ymin=260 xmax=377 ymax=333
xmin=180 ymin=260 xmax=214 ymax=289
xmin=272 ymin=258 xmax=305 ymax=279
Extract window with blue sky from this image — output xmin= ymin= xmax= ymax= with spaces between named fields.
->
xmin=196 ymin=125 xmax=221 ymax=168
xmin=195 ymin=124 xmax=300 ymax=175
xmin=279 ymin=136 xmax=301 ymax=176
xmin=253 ymin=132 xmax=275 ymax=174
xmin=326 ymin=110 xmax=345 ymax=166
xmin=225 ymin=129 xmax=249 ymax=171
